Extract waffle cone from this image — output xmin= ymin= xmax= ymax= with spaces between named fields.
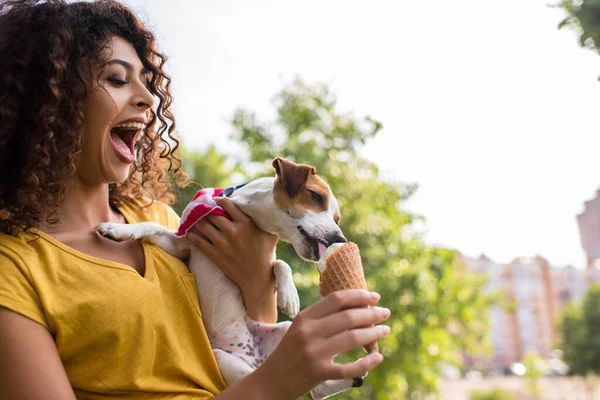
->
xmin=319 ymin=242 xmax=379 ymax=353
xmin=319 ymin=243 xmax=366 ymax=297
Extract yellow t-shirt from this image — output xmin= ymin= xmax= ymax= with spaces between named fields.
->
xmin=0 ymin=198 xmax=227 ymax=399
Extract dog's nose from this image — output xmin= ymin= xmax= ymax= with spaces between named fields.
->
xmin=326 ymin=232 xmax=347 ymax=246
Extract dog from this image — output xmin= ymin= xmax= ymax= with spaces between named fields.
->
xmin=96 ymin=157 xmax=363 ymax=399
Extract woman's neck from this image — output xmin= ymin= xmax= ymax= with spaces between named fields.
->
xmin=40 ymin=180 xmax=125 ymax=235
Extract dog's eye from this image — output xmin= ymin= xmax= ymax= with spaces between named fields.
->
xmin=309 ymin=190 xmax=324 ymax=205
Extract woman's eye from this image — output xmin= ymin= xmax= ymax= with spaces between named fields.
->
xmin=107 ymin=77 xmax=128 ymax=87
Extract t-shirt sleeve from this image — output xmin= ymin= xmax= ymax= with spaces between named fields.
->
xmin=123 ymin=197 xmax=181 ymax=232
xmin=0 ymin=245 xmax=49 ymax=328
xmin=153 ymin=201 xmax=181 ymax=232
xmin=163 ymin=203 xmax=181 ymax=232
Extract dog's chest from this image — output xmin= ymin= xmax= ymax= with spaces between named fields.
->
xmin=186 ymin=249 xmax=247 ymax=333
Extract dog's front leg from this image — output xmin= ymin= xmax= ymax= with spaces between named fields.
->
xmin=273 ymin=259 xmax=300 ymax=318
xmin=95 ymin=222 xmax=190 ymax=261
xmin=310 ymin=374 xmax=365 ymax=400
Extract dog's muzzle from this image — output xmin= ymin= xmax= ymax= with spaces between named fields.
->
xmin=298 ymin=226 xmax=347 ymax=260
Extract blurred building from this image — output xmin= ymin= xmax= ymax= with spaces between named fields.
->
xmin=462 ymin=255 xmax=582 ymax=372
xmin=510 ymin=257 xmax=555 ymax=359
xmin=550 ymin=265 xmax=587 ymax=307
xmin=585 ymin=263 xmax=600 ymax=284
xmin=577 ymin=188 xmax=600 ymax=268
xmin=458 ymin=190 xmax=600 ymax=372
xmin=463 ymin=255 xmax=520 ymax=370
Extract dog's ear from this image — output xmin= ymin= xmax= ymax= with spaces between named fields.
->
xmin=272 ymin=157 xmax=316 ymax=197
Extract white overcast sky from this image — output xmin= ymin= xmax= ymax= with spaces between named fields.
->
xmin=124 ymin=0 xmax=600 ymax=268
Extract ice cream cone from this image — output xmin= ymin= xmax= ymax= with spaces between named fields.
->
xmin=319 ymin=242 xmax=380 ymax=354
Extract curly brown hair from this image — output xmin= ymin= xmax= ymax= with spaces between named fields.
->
xmin=0 ymin=0 xmax=186 ymax=235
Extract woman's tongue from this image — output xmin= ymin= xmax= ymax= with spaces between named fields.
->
xmin=110 ymin=130 xmax=134 ymax=163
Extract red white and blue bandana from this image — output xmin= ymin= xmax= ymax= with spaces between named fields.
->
xmin=175 ymin=183 xmax=247 ymax=238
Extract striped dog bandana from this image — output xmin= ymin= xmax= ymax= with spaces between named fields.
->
xmin=175 ymin=183 xmax=247 ymax=237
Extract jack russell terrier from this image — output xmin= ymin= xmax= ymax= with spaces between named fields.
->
xmin=96 ymin=157 xmax=364 ymax=399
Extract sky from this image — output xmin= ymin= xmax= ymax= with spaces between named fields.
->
xmin=125 ymin=0 xmax=600 ymax=268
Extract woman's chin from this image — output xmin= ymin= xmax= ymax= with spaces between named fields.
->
xmin=103 ymin=165 xmax=133 ymax=185
xmin=113 ymin=173 xmax=131 ymax=184
xmin=105 ymin=155 xmax=134 ymax=184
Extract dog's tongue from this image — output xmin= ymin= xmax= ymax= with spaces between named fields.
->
xmin=318 ymin=242 xmax=327 ymax=259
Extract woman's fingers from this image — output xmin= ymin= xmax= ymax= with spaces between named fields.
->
xmin=187 ymin=219 xmax=226 ymax=258
xmin=328 ymin=351 xmax=385 ymax=381
xmin=321 ymin=324 xmax=390 ymax=358
xmin=205 ymin=214 xmax=236 ymax=236
xmin=214 ymin=197 xmax=252 ymax=223
xmin=317 ymin=306 xmax=391 ymax=338
xmin=302 ymin=290 xmax=381 ymax=320
xmin=191 ymin=219 xmax=226 ymax=247
xmin=187 ymin=228 xmax=215 ymax=257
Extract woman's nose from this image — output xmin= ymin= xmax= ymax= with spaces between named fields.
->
xmin=133 ymin=82 xmax=155 ymax=111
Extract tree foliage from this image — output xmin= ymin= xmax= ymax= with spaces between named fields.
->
xmin=559 ymin=0 xmax=600 ymax=54
xmin=224 ymin=79 xmax=490 ymax=398
xmin=171 ymin=144 xmax=243 ymax=216
xmin=558 ymin=284 xmax=600 ymax=375
xmin=469 ymin=388 xmax=515 ymax=400
xmin=176 ymin=79 xmax=490 ymax=398
xmin=556 ymin=1 xmax=600 ymax=378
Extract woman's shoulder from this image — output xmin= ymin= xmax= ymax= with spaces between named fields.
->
xmin=119 ymin=196 xmax=181 ymax=231
xmin=0 ymin=230 xmax=47 ymax=288
xmin=0 ymin=231 xmax=39 ymax=262
xmin=0 ymin=232 xmax=50 ymax=329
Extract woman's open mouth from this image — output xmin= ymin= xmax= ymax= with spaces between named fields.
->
xmin=109 ymin=122 xmax=144 ymax=164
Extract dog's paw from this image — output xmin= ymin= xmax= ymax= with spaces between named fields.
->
xmin=309 ymin=367 xmax=368 ymax=400
xmin=94 ymin=222 xmax=136 ymax=242
xmin=273 ymin=259 xmax=300 ymax=318
xmin=277 ymin=284 xmax=300 ymax=318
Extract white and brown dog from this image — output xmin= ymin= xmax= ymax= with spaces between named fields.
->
xmin=96 ymin=157 xmax=362 ymax=399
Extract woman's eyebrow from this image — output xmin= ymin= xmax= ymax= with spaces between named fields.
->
xmin=107 ymin=59 xmax=148 ymax=74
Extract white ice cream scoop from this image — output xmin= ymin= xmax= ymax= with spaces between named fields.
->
xmin=317 ymin=242 xmax=345 ymax=273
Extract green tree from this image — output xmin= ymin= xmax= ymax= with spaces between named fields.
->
xmin=559 ymin=0 xmax=600 ymax=54
xmin=558 ymin=284 xmax=600 ymax=375
xmin=228 ymin=78 xmax=490 ymax=398
xmin=172 ymin=144 xmax=243 ymax=216
xmin=470 ymin=388 xmax=515 ymax=400
xmin=522 ymin=351 xmax=545 ymax=397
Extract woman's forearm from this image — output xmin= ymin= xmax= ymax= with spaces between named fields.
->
xmin=213 ymin=362 xmax=297 ymax=400
xmin=241 ymin=276 xmax=278 ymax=323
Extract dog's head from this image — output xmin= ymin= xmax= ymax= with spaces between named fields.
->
xmin=270 ymin=157 xmax=346 ymax=261
xmin=229 ymin=157 xmax=347 ymax=261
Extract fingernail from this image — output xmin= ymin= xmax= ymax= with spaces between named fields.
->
xmin=368 ymin=351 xmax=384 ymax=362
xmin=378 ymin=325 xmax=390 ymax=335
xmin=370 ymin=292 xmax=380 ymax=301
xmin=374 ymin=307 xmax=390 ymax=318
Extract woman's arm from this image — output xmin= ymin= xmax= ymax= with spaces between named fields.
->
xmin=188 ymin=197 xmax=279 ymax=323
xmin=214 ymin=289 xmax=391 ymax=400
xmin=0 ymin=307 xmax=77 ymax=400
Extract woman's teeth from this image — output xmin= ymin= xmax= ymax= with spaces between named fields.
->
xmin=112 ymin=122 xmax=145 ymax=130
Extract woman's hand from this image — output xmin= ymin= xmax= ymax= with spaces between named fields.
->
xmin=187 ymin=197 xmax=279 ymax=323
xmin=253 ymin=289 xmax=391 ymax=399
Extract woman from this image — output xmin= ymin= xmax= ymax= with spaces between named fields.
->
xmin=0 ymin=1 xmax=391 ymax=399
